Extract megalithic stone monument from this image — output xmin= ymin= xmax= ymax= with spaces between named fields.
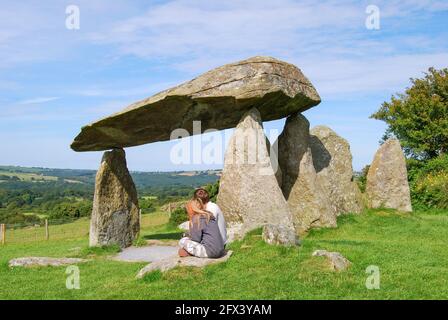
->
xmin=71 ymin=56 xmax=322 ymax=246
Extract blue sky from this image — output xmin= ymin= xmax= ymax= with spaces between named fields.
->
xmin=0 ymin=0 xmax=447 ymax=172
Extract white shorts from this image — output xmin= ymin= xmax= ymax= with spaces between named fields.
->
xmin=179 ymin=237 xmax=208 ymax=258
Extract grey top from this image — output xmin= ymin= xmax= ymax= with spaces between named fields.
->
xmin=190 ymin=214 xmax=225 ymax=258
xmin=205 ymin=202 xmax=228 ymax=244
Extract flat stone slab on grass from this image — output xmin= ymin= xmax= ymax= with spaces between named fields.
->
xmin=136 ymin=250 xmax=233 ymax=278
xmin=9 ymin=257 xmax=90 ymax=268
xmin=113 ymin=245 xmax=178 ymax=263
xmin=312 ymin=250 xmax=351 ymax=271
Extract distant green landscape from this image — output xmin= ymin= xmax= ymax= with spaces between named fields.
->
xmin=0 ymin=165 xmax=220 ymax=226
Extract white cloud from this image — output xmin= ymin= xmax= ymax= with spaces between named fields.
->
xmin=300 ymin=52 xmax=448 ymax=97
xmin=72 ymin=80 xmax=180 ymax=98
xmin=0 ymin=0 xmax=138 ymax=68
xmin=18 ymin=97 xmax=60 ymax=105
xmin=90 ymin=0 xmax=361 ymax=59
xmin=85 ymin=0 xmax=448 ymax=98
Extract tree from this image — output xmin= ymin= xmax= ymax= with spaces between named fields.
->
xmin=204 ymin=180 xmax=219 ymax=202
xmin=371 ymin=67 xmax=448 ymax=159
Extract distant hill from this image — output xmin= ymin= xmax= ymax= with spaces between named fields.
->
xmin=0 ymin=165 xmax=221 ymax=189
xmin=0 ymin=165 xmax=221 ymax=225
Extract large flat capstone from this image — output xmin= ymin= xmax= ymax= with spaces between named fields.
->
xmin=71 ymin=56 xmax=321 ymax=152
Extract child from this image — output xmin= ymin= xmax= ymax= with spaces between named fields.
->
xmin=178 ymin=198 xmax=225 ymax=258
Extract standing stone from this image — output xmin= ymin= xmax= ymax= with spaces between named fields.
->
xmin=89 ymin=148 xmax=140 ymax=248
xmin=366 ymin=139 xmax=412 ymax=212
xmin=277 ymin=114 xmax=336 ymax=234
xmin=217 ymin=108 xmax=294 ymax=240
xmin=310 ymin=126 xmax=364 ymax=215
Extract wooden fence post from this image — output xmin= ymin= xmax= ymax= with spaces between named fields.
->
xmin=45 ymin=219 xmax=49 ymax=241
xmin=1 ymin=224 xmax=5 ymax=245
xmin=139 ymin=209 xmax=142 ymax=225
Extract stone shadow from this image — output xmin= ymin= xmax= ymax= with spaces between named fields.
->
xmin=309 ymin=135 xmax=332 ymax=173
xmin=143 ymin=232 xmax=184 ymax=240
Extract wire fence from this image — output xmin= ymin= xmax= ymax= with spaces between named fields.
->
xmin=0 ymin=211 xmax=170 ymax=245
xmin=0 ymin=218 xmax=90 ymax=245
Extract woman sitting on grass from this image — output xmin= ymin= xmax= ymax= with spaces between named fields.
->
xmin=178 ymin=198 xmax=225 ymax=259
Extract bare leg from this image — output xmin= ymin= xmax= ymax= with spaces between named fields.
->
xmin=178 ymin=248 xmax=191 ymax=257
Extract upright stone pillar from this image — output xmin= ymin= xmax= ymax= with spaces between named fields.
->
xmin=217 ymin=108 xmax=295 ymax=241
xmin=277 ymin=115 xmax=365 ymax=234
xmin=309 ymin=125 xmax=364 ymax=215
xmin=277 ymin=114 xmax=337 ymax=234
xmin=89 ymin=148 xmax=140 ymax=248
xmin=366 ymin=139 xmax=412 ymax=212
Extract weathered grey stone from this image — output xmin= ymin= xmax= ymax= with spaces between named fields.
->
xmin=217 ymin=108 xmax=295 ymax=240
xmin=310 ymin=125 xmax=364 ymax=215
xmin=89 ymin=148 xmax=140 ymax=248
xmin=277 ymin=114 xmax=337 ymax=234
xmin=312 ymin=250 xmax=351 ymax=271
xmin=277 ymin=117 xmax=364 ymax=234
xmin=262 ymin=224 xmax=298 ymax=246
xmin=277 ymin=114 xmax=312 ymax=196
xmin=71 ymin=56 xmax=321 ymax=152
xmin=225 ymin=222 xmax=245 ymax=243
xmin=9 ymin=257 xmax=89 ymax=268
xmin=113 ymin=245 xmax=178 ymax=263
xmin=366 ymin=139 xmax=412 ymax=212
xmin=136 ymin=250 xmax=233 ymax=278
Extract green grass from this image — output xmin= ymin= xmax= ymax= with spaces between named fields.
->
xmin=1 ymin=209 xmax=448 ymax=299
xmin=2 ymin=211 xmax=170 ymax=244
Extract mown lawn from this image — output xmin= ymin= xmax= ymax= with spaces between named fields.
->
xmin=1 ymin=209 xmax=448 ymax=299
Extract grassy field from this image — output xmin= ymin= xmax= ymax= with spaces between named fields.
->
xmin=0 ymin=169 xmax=58 ymax=182
xmin=1 ymin=209 xmax=448 ymax=299
xmin=2 ymin=211 xmax=170 ymax=244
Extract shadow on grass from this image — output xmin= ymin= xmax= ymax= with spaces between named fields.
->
xmin=141 ymin=270 xmax=163 ymax=283
xmin=78 ymin=244 xmax=121 ymax=258
xmin=311 ymin=239 xmax=371 ymax=246
xmin=143 ymin=232 xmax=183 ymax=240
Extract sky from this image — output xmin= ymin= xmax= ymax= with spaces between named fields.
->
xmin=0 ymin=0 xmax=447 ymax=172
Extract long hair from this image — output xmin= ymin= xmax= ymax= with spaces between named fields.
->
xmin=185 ymin=198 xmax=211 ymax=229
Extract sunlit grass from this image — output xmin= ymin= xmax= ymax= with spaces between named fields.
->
xmin=1 ymin=209 xmax=447 ymax=299
xmin=2 ymin=211 xmax=170 ymax=245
